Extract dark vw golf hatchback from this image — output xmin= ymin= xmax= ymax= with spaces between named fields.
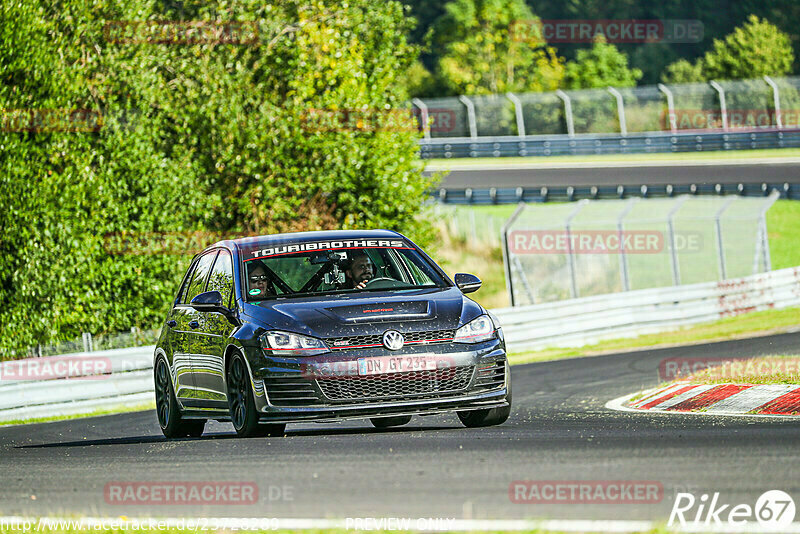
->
xmin=154 ymin=230 xmax=511 ymax=438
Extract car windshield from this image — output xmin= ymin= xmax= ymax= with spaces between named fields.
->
xmin=240 ymin=238 xmax=449 ymax=300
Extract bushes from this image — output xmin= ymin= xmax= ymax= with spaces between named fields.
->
xmin=0 ymin=0 xmax=433 ymax=356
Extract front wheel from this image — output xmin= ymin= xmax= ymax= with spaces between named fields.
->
xmin=154 ymin=358 xmax=206 ymax=439
xmin=370 ymin=415 xmax=412 ymax=428
xmin=458 ymin=368 xmax=512 ymax=428
xmin=227 ymin=352 xmax=285 ymax=438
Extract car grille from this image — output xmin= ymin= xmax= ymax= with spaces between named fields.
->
xmin=325 ymin=329 xmax=456 ymax=350
xmin=473 ymin=359 xmax=506 ymax=390
xmin=317 ymin=365 xmax=475 ymax=401
xmin=264 ymin=377 xmax=321 ymax=406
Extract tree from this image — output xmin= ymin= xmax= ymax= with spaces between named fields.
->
xmin=661 ymin=58 xmax=707 ymax=83
xmin=562 ymin=35 xmax=642 ymax=90
xmin=0 ymin=0 xmax=434 ymax=356
xmin=701 ymin=15 xmax=794 ymax=80
xmin=431 ymin=0 xmax=564 ymax=95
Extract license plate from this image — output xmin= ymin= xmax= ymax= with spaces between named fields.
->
xmin=357 ymin=355 xmax=438 ymax=376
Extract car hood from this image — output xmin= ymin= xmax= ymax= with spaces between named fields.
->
xmin=240 ymin=287 xmax=483 ymax=339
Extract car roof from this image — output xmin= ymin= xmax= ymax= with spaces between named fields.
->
xmin=203 ymin=229 xmax=406 ymax=256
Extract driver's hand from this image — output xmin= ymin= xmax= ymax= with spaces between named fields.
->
xmin=355 ymin=280 xmax=368 ymax=289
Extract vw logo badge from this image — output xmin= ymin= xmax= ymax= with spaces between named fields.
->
xmin=382 ymin=330 xmax=404 ymax=351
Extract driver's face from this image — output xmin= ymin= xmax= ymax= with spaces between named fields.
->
xmin=347 ymin=256 xmax=373 ymax=284
xmin=249 ymin=267 xmax=271 ymax=295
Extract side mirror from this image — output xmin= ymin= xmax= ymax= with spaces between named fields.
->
xmin=190 ymin=290 xmax=225 ymax=312
xmin=454 ymin=273 xmax=482 ymax=294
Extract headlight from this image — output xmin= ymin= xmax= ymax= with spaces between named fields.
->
xmin=453 ymin=315 xmax=495 ymax=343
xmin=260 ymin=331 xmax=330 ymax=356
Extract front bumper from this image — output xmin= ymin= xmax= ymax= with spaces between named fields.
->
xmin=248 ymin=338 xmax=509 ymax=423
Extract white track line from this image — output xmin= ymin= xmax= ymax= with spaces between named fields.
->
xmin=6 ymin=515 xmax=800 ymax=533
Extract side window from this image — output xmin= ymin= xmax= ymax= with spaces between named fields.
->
xmin=184 ymin=251 xmax=218 ymax=303
xmin=207 ymin=250 xmax=234 ymax=308
xmin=177 ymin=258 xmax=199 ymax=305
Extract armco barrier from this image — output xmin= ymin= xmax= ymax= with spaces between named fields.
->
xmin=0 ymin=346 xmax=155 ymax=422
xmin=492 ymin=266 xmax=800 ymax=353
xmin=2 ymin=267 xmax=798 ymax=421
xmin=419 ymin=129 xmax=800 ymax=159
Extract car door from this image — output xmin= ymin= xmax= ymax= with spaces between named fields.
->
xmin=162 ymin=258 xmax=200 ymax=403
xmin=177 ymin=250 xmax=218 ymax=402
xmin=191 ymin=249 xmax=236 ymax=408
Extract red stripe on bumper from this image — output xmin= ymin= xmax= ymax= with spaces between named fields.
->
xmin=667 ymin=384 xmax=751 ymax=412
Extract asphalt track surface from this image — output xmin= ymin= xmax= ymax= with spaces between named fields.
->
xmin=1 ymin=332 xmax=800 ymax=522
xmin=433 ymin=159 xmax=800 ymax=188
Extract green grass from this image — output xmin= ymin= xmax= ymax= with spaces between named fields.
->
xmin=508 ymin=306 xmax=800 ymax=365
xmin=767 ymin=199 xmax=800 ymax=270
xmin=425 ymin=147 xmax=800 ymax=168
xmin=0 ymin=402 xmax=155 ymax=427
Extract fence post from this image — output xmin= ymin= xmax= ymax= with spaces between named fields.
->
xmin=667 ymin=196 xmax=689 ymax=286
xmin=709 ymin=81 xmax=728 ymax=131
xmin=506 ymin=92 xmax=526 ymax=138
xmin=713 ymin=197 xmax=737 ymax=280
xmin=555 ymin=90 xmax=575 ymax=138
xmin=458 ymin=95 xmax=478 ymax=139
xmin=502 ymin=203 xmax=527 ymax=307
xmin=617 ymin=198 xmax=639 ymax=291
xmin=658 ymin=83 xmax=677 ymax=133
xmin=763 ymin=76 xmax=783 ymax=130
xmin=754 ymin=190 xmax=780 ymax=273
xmin=607 ymin=87 xmax=627 ymax=136
xmin=565 ymin=200 xmax=589 ymax=298
xmin=82 ymin=332 xmax=93 ymax=353
xmin=411 ymin=98 xmax=431 ymax=140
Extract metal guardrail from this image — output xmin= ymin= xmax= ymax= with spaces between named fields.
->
xmin=0 ymin=346 xmax=154 ymax=422
xmin=2 ymin=266 xmax=799 ymax=421
xmin=492 ymin=266 xmax=800 ymax=353
xmin=419 ymin=128 xmax=800 ymax=159
xmin=436 ymin=182 xmax=799 ymax=204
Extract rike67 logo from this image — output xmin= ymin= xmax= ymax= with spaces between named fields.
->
xmin=669 ymin=490 xmax=796 ymax=530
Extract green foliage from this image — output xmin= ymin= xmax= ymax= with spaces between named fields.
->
xmin=661 ymin=59 xmax=706 ymax=84
xmin=431 ymin=0 xmax=564 ymax=95
xmin=702 ymin=15 xmax=795 ymax=80
xmin=563 ymin=35 xmax=642 ymax=90
xmin=661 ymin=15 xmax=794 ymax=84
xmin=0 ymin=0 xmax=433 ymax=356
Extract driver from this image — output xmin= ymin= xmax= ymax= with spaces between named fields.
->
xmin=247 ymin=261 xmax=275 ymax=297
xmin=344 ymin=251 xmax=374 ymax=290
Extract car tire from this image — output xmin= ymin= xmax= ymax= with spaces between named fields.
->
xmin=370 ymin=415 xmax=412 ymax=428
xmin=227 ymin=352 xmax=285 ymax=438
xmin=457 ymin=366 xmax=512 ymax=428
xmin=154 ymin=357 xmax=206 ymax=439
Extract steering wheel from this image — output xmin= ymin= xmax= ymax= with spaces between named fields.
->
xmin=363 ymin=277 xmax=396 ymax=287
